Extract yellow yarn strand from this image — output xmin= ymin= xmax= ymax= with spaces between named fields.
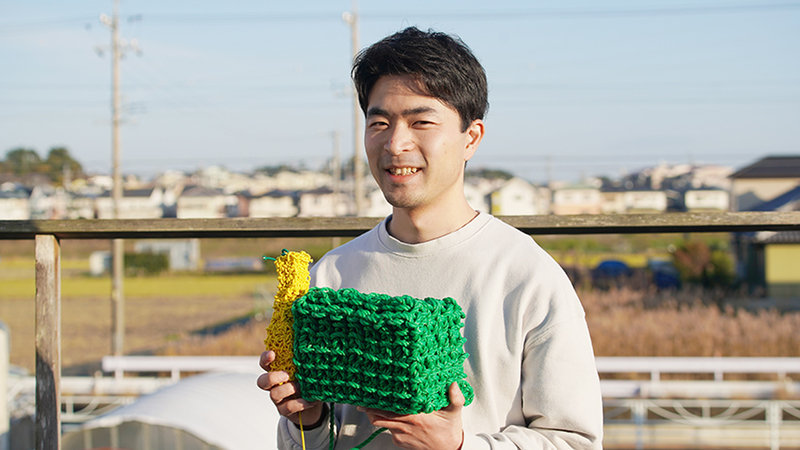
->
xmin=298 ymin=412 xmax=306 ymax=450
xmin=264 ymin=250 xmax=313 ymax=380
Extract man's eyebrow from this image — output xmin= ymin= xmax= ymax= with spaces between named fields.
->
xmin=366 ymin=107 xmax=390 ymax=118
xmin=366 ymin=106 xmax=439 ymax=118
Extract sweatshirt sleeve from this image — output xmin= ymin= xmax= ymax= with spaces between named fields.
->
xmin=463 ymin=315 xmax=604 ymax=450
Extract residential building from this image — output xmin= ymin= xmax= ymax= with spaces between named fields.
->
xmin=0 ymin=183 xmax=30 ymax=220
xmin=622 ymin=188 xmax=668 ymax=214
xmin=599 ymin=187 xmax=627 ymax=214
xmin=273 ymin=170 xmax=332 ymax=191
xmin=684 ymin=187 xmax=729 ymax=212
xmin=134 ymin=239 xmax=201 ymax=271
xmin=552 ymin=184 xmax=603 ymax=215
xmin=176 ymin=186 xmax=235 ymax=219
xmin=297 ymin=187 xmax=347 ymax=217
xmin=732 ymin=179 xmax=800 ymax=296
xmin=747 ymin=231 xmax=800 ymax=298
xmin=95 ymin=188 xmax=165 ymax=219
xmin=747 ymin=185 xmax=800 ymax=213
xmin=365 ymin=188 xmax=392 ymax=218
xmin=242 ymin=190 xmax=298 ymax=218
xmin=29 ymin=185 xmax=68 ymax=219
xmin=489 ymin=177 xmax=544 ymax=216
xmin=730 ymin=155 xmax=800 ymax=211
xmin=67 ymin=194 xmax=96 ymax=219
xmin=464 ymin=182 xmax=489 ymax=214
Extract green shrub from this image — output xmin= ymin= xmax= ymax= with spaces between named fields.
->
xmin=671 ymin=240 xmax=735 ymax=289
xmin=124 ymin=252 xmax=169 ymax=276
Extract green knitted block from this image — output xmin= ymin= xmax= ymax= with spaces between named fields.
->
xmin=291 ymin=287 xmax=473 ymax=415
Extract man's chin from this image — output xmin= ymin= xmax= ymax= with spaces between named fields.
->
xmin=384 ymin=195 xmax=419 ymax=210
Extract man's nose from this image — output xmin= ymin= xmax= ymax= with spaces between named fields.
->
xmin=384 ymin=124 xmax=413 ymax=155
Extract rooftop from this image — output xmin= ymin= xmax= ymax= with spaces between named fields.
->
xmin=730 ymin=156 xmax=800 ymax=179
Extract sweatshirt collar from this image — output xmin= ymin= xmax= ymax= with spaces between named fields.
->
xmin=376 ymin=212 xmax=492 ymax=256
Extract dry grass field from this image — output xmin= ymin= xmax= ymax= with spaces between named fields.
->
xmin=0 ymin=256 xmax=276 ymax=373
xmin=4 ymin=277 xmax=800 ymax=375
xmin=157 ymin=287 xmax=800 ymax=367
xmin=3 ymin=234 xmax=795 ymax=376
xmin=582 ymin=287 xmax=800 ymax=358
xmin=0 ymin=295 xmax=260 ymax=373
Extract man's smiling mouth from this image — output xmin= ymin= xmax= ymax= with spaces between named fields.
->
xmin=388 ymin=167 xmax=419 ymax=176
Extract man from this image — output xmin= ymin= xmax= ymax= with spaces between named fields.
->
xmin=258 ymin=27 xmax=603 ymax=450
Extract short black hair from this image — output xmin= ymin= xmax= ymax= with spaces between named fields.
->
xmin=352 ymin=27 xmax=489 ymax=132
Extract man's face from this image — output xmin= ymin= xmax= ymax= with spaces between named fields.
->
xmin=365 ymin=75 xmax=482 ymax=214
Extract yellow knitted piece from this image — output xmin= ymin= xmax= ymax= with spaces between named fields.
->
xmin=264 ymin=250 xmax=313 ymax=380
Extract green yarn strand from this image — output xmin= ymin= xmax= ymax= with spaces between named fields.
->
xmin=328 ymin=403 xmax=335 ymax=450
xmin=352 ymin=427 xmax=387 ymax=450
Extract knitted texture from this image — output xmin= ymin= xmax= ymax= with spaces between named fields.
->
xmin=263 ymin=250 xmax=313 ymax=380
xmin=292 ymin=287 xmax=474 ymax=415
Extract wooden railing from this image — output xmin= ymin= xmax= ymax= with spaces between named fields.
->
xmin=2 ymin=211 xmax=799 ymax=450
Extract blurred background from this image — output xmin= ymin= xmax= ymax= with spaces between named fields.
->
xmin=2 ymin=0 xmax=798 ymax=181
xmin=2 ymin=1 xmax=800 ymax=449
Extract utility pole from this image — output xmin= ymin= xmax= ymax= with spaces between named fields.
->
xmin=110 ymin=0 xmax=125 ymax=358
xmin=331 ymin=130 xmax=342 ymax=216
xmin=100 ymin=0 xmax=137 ymax=357
xmin=331 ymin=130 xmax=342 ymax=248
xmin=343 ymin=1 xmax=364 ymax=216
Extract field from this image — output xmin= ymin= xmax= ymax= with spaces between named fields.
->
xmin=0 ymin=270 xmax=275 ymax=373
xmin=3 ymin=234 xmax=797 ymax=375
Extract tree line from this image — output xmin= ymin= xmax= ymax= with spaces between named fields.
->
xmin=0 ymin=147 xmax=84 ymax=185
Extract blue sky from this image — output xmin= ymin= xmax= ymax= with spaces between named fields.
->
xmin=1 ymin=1 xmax=798 ymax=183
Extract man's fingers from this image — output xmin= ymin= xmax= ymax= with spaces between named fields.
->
xmin=259 ymin=350 xmax=275 ymax=371
xmin=357 ymin=406 xmax=402 ymax=420
xmin=256 ymin=368 xmax=290 ymax=391
xmin=446 ymin=382 xmax=465 ymax=410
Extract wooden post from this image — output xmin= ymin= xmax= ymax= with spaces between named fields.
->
xmin=35 ymin=235 xmax=61 ymax=450
xmin=0 ymin=321 xmax=9 ymax=450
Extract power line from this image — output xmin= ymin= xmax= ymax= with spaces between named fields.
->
xmin=3 ymin=78 xmax=798 ymax=91
xmin=0 ymin=15 xmax=95 ymax=35
xmin=363 ymin=3 xmax=800 ymax=19
xmin=3 ymin=2 xmax=799 ymax=32
xmin=128 ymin=3 xmax=800 ymax=22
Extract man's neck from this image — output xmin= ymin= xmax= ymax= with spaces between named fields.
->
xmin=387 ymin=199 xmax=478 ymax=244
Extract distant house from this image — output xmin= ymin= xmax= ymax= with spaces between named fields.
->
xmin=298 ymin=187 xmax=347 ymax=217
xmin=243 ymin=190 xmax=298 ymax=218
xmin=746 ymin=185 xmax=800 ymax=213
xmin=0 ymin=183 xmax=31 ymax=220
xmin=273 ymin=170 xmax=332 ymax=191
xmin=746 ymin=232 xmax=800 ymax=298
xmin=684 ymin=187 xmax=730 ymax=212
xmin=464 ymin=182 xmax=489 ymax=214
xmin=732 ymin=182 xmax=800 ymax=296
xmin=730 ymin=155 xmax=800 ymax=211
xmin=489 ymin=177 xmax=546 ymax=215
xmin=365 ymin=188 xmax=392 ymax=218
xmin=67 ymin=193 xmax=97 ymax=219
xmin=96 ymin=188 xmax=164 ymax=219
xmin=599 ymin=187 xmax=627 ymax=214
xmin=552 ymin=184 xmax=603 ymax=215
xmin=176 ymin=186 xmax=236 ymax=219
xmin=622 ymin=188 xmax=668 ymax=214
xmin=134 ymin=239 xmax=201 ymax=271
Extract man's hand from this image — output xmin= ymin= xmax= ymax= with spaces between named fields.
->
xmin=256 ymin=350 xmax=325 ymax=427
xmin=358 ymin=382 xmax=465 ymax=450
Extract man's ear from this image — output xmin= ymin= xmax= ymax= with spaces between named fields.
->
xmin=463 ymin=119 xmax=485 ymax=162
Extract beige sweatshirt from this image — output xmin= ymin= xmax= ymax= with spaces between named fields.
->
xmin=277 ymin=213 xmax=603 ymax=450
